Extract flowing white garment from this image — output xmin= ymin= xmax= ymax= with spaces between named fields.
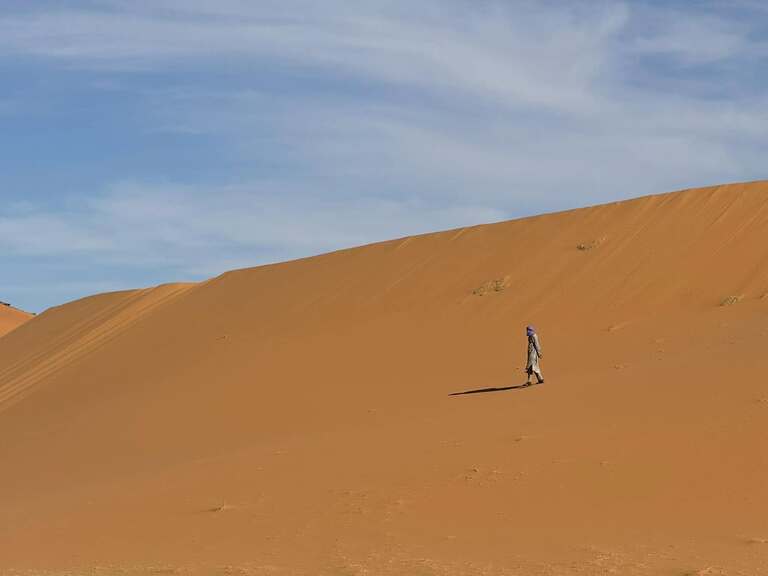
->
xmin=526 ymin=333 xmax=542 ymax=374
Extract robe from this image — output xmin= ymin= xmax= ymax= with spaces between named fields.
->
xmin=526 ymin=333 xmax=542 ymax=375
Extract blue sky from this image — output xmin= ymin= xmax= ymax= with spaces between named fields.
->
xmin=1 ymin=0 xmax=767 ymax=312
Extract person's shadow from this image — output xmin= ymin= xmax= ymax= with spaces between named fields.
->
xmin=449 ymin=383 xmax=537 ymax=396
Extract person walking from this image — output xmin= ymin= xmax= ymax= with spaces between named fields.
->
xmin=525 ymin=326 xmax=544 ymax=386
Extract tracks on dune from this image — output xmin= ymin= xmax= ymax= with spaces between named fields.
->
xmin=0 ymin=284 xmax=195 ymax=414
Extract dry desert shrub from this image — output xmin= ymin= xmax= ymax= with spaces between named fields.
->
xmin=576 ymin=236 xmax=607 ymax=251
xmin=719 ymin=295 xmax=742 ymax=306
xmin=472 ymin=277 xmax=510 ymax=296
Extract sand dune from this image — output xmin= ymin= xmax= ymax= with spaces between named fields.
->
xmin=0 ymin=304 xmax=32 ymax=339
xmin=2 ymin=181 xmax=768 ymax=575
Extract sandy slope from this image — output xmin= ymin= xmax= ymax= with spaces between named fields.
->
xmin=2 ymin=181 xmax=768 ymax=575
xmin=0 ymin=304 xmax=32 ymax=338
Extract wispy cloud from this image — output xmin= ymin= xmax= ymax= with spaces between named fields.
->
xmin=0 ymin=0 xmax=766 ymax=311
xmin=630 ymin=11 xmax=752 ymax=64
xmin=1 ymin=181 xmax=506 ymax=269
xmin=0 ymin=1 xmax=628 ymax=111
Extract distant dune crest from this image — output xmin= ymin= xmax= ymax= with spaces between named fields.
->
xmin=0 ymin=303 xmax=32 ymax=338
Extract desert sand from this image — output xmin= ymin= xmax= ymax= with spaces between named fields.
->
xmin=0 ymin=304 xmax=32 ymax=339
xmin=2 ymin=181 xmax=768 ymax=575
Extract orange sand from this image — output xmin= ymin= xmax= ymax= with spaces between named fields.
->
xmin=0 ymin=305 xmax=32 ymax=338
xmin=1 ymin=181 xmax=768 ymax=575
